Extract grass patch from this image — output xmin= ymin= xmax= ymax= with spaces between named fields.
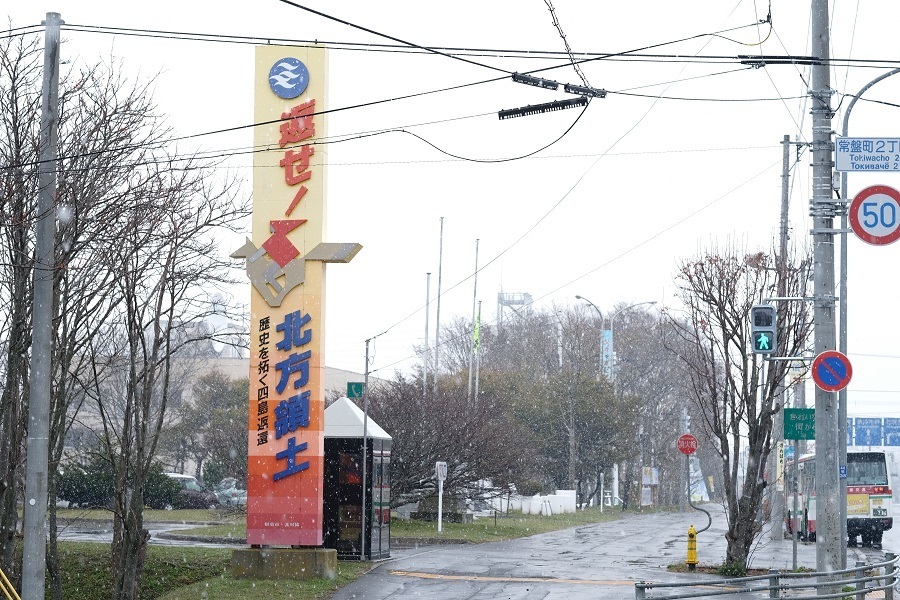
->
xmin=176 ymin=506 xmax=627 ymax=544
xmin=391 ymin=506 xmax=623 ymax=543
xmin=157 ymin=561 xmax=371 ymax=600
xmin=667 ymin=563 xmax=770 ymax=576
xmin=50 ymin=543 xmax=231 ymax=600
xmin=56 ymin=507 xmax=240 ymax=523
xmin=47 ymin=542 xmax=367 ymax=600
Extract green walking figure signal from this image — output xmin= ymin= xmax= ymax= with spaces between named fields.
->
xmin=750 ymin=305 xmax=777 ymax=355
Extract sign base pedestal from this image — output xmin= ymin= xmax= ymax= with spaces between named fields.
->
xmin=231 ymin=547 xmax=337 ymax=580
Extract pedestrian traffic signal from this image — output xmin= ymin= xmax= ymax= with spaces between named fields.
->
xmin=750 ymin=304 xmax=777 ymax=355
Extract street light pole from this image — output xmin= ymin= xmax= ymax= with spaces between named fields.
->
xmin=576 ymin=296 xmax=657 ymax=510
xmin=837 ymin=67 xmax=900 ymax=562
xmin=609 ymin=301 xmax=658 ymax=387
xmin=575 ymin=294 xmax=604 ymax=379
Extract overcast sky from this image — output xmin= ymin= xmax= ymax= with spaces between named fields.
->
xmin=7 ymin=1 xmax=900 ymax=417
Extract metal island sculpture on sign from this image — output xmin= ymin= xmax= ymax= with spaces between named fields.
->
xmin=230 ymin=45 xmax=361 ymax=580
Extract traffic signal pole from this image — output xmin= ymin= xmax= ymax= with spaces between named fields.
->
xmin=810 ymin=0 xmax=842 ymax=584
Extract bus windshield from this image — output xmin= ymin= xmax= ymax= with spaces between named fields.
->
xmin=847 ymin=453 xmax=889 ymax=486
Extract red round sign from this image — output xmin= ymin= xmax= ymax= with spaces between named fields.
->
xmin=677 ymin=434 xmax=698 ymax=455
xmin=811 ymin=350 xmax=853 ymax=393
xmin=849 ymin=185 xmax=900 ymax=245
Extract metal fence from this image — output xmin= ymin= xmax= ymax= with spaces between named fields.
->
xmin=635 ymin=553 xmax=897 ymax=599
xmin=0 ymin=565 xmax=20 ymax=600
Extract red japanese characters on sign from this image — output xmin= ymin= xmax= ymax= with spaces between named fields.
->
xmin=279 ymin=99 xmax=316 ymax=217
xmin=677 ymin=434 xmax=699 ymax=455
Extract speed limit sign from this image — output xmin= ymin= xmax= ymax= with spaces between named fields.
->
xmin=849 ymin=185 xmax=900 ymax=245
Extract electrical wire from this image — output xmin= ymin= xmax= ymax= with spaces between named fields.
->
xmin=355 ymin=4 xmax=807 ymax=373
xmin=609 ymin=90 xmax=807 ymax=102
xmin=382 ymin=102 xmax=591 ymax=164
xmin=54 ymin=23 xmax=900 ymax=70
xmin=369 ymin=156 xmax=784 ymax=375
xmin=273 ymin=0 xmax=511 ymax=75
xmin=0 ymin=25 xmax=45 ymax=40
xmin=543 ymin=0 xmax=589 ymax=87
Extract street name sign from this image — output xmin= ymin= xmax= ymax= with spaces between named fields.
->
xmin=849 ymin=185 xmax=900 ymax=245
xmin=811 ymin=350 xmax=853 ymax=393
xmin=784 ymin=407 xmax=815 ymax=440
xmin=677 ymin=434 xmax=698 ymax=455
xmin=835 ymin=137 xmax=900 ymax=172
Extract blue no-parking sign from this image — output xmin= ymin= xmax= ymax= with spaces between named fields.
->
xmin=811 ymin=350 xmax=853 ymax=392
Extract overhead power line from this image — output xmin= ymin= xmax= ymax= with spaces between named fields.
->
xmin=49 ymin=22 xmax=900 ymax=70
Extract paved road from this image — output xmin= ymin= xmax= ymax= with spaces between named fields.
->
xmin=330 ymin=505 xmax=894 ymax=600
xmin=57 ymin=519 xmax=239 ymax=548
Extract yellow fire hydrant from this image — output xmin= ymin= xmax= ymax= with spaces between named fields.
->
xmin=686 ymin=525 xmax=698 ymax=571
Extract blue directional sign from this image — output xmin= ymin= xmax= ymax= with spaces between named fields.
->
xmin=855 ymin=417 xmax=883 ymax=446
xmin=811 ymin=350 xmax=853 ymax=392
xmin=884 ymin=418 xmax=900 ymax=446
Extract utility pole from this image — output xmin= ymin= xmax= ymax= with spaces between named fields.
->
xmin=467 ymin=239 xmax=479 ymax=403
xmin=810 ymin=0 xmax=841 ymax=584
xmin=423 ymin=272 xmax=430 ymax=400
xmin=433 ymin=218 xmax=444 ymax=400
xmin=474 ymin=300 xmax=482 ymax=399
xmin=360 ymin=338 xmax=370 ymax=561
xmin=769 ymin=134 xmax=791 ymax=542
xmin=22 ymin=12 xmax=61 ymax=600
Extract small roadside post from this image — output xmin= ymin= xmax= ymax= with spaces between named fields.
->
xmin=678 ymin=433 xmax=700 ymax=570
xmin=435 ymin=461 xmax=447 ymax=534
xmin=784 ymin=407 xmax=815 ymax=570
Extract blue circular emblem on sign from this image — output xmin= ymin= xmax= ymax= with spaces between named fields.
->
xmin=268 ymin=57 xmax=309 ymax=99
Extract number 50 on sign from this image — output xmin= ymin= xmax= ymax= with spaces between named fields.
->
xmin=849 ymin=185 xmax=900 ymax=246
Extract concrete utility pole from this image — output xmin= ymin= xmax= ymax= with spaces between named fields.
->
xmin=22 ymin=12 xmax=62 ymax=600
xmin=433 ymin=217 xmax=444 ymax=400
xmin=467 ymin=239 xmax=479 ymax=403
xmin=809 ymin=0 xmax=841 ymax=582
xmin=423 ymin=272 xmax=430 ymax=400
xmin=769 ymin=134 xmax=791 ymax=542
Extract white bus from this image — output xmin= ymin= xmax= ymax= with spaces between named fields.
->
xmin=786 ymin=451 xmax=893 ymax=549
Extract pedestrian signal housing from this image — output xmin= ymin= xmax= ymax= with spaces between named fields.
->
xmin=750 ymin=304 xmax=777 ymax=355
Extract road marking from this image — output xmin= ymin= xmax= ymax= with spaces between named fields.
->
xmin=389 ymin=571 xmax=634 ymax=586
xmin=390 ymin=571 xmax=746 ymax=593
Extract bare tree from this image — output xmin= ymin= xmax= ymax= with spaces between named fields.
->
xmin=0 ymin=33 xmax=41 ymax=585
xmin=157 ymin=370 xmax=249 ymax=483
xmin=615 ymin=311 xmax=692 ymax=507
xmin=0 ymin=33 xmax=249 ymax=596
xmin=488 ymin=305 xmax=640 ymax=503
xmin=667 ymin=249 xmax=812 ymax=571
xmin=83 ymin=152 xmax=246 ymax=598
xmin=366 ymin=370 xmax=540 ymax=508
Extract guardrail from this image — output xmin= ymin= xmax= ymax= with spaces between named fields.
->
xmin=0 ymin=564 xmax=20 ymax=600
xmin=635 ymin=553 xmax=897 ymax=599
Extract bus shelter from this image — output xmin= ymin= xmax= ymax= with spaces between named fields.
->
xmin=323 ymin=397 xmax=392 ymax=560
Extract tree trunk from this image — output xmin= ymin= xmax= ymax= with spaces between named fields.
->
xmin=110 ymin=486 xmax=149 ymax=600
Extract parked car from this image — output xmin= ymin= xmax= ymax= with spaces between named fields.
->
xmin=214 ymin=477 xmax=247 ymax=507
xmin=164 ymin=472 xmax=218 ymax=509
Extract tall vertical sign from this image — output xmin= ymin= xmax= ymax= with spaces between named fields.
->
xmin=234 ymin=46 xmax=361 ymax=546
